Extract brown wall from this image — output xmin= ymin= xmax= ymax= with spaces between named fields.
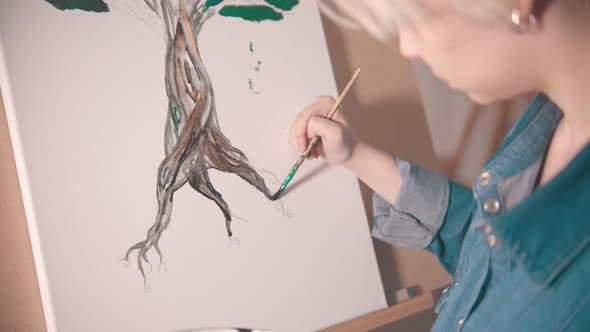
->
xmin=320 ymin=13 xmax=451 ymax=293
xmin=320 ymin=12 xmax=451 ymax=331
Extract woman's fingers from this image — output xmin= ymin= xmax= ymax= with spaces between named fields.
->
xmin=311 ymin=142 xmax=322 ymax=158
xmin=307 ymin=115 xmax=344 ymax=150
xmin=288 ymin=111 xmax=308 ymax=152
xmin=288 ymin=95 xmax=346 ymax=153
xmin=314 ymin=96 xmax=347 ymax=124
xmin=289 ymin=98 xmax=328 ymax=151
xmin=330 ymin=109 xmax=347 ymax=125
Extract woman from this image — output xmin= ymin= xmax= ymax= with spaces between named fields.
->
xmin=290 ymin=0 xmax=590 ymax=330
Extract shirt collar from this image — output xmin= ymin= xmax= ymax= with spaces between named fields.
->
xmin=489 ymin=94 xmax=590 ymax=287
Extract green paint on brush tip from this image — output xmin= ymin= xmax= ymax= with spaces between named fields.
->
xmin=263 ymin=0 xmax=299 ymax=11
xmin=255 ymin=61 xmax=262 ymax=72
xmin=272 ymin=163 xmax=300 ymax=200
xmin=44 ymin=0 xmax=109 ymax=12
xmin=219 ymin=5 xmax=283 ymax=22
xmin=279 ymin=165 xmax=299 ymax=191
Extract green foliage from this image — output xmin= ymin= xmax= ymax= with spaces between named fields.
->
xmin=219 ymin=5 xmax=283 ymax=22
xmin=263 ymin=0 xmax=298 ymax=11
xmin=44 ymin=0 xmax=109 ymax=12
xmin=204 ymin=0 xmax=224 ymax=11
xmin=209 ymin=0 xmax=299 ymax=22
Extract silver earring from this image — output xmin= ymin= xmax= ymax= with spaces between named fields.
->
xmin=510 ymin=8 xmax=537 ymax=32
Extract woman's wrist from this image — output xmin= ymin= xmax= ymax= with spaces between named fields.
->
xmin=340 ymin=140 xmax=402 ymax=205
xmin=341 ymin=140 xmax=370 ymax=172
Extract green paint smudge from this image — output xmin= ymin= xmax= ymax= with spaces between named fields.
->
xmin=248 ymin=78 xmax=261 ymax=95
xmin=254 ymin=61 xmax=262 ymax=72
xmin=249 ymin=41 xmax=254 ymax=53
xmin=204 ymin=0 xmax=224 ymax=11
xmin=44 ymin=0 xmax=109 ymax=12
xmin=170 ymin=103 xmax=180 ymax=135
xmin=264 ymin=0 xmax=299 ymax=11
xmin=219 ymin=5 xmax=283 ymax=22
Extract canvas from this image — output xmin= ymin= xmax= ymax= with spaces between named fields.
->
xmin=0 ymin=1 xmax=386 ymax=331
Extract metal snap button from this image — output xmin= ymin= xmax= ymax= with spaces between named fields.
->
xmin=458 ymin=318 xmax=465 ymax=327
xmin=484 ymin=198 xmax=500 ymax=214
xmin=478 ymin=171 xmax=492 ymax=185
xmin=487 ymin=234 xmax=498 ymax=247
xmin=483 ymin=224 xmax=493 ymax=234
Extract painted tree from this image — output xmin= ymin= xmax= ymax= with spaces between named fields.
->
xmin=44 ymin=0 xmax=298 ymax=285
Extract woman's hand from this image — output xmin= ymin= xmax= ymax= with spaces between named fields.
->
xmin=288 ymin=96 xmax=403 ymax=205
xmin=288 ymin=96 xmax=359 ymax=165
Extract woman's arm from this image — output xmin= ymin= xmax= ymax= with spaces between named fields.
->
xmin=341 ymin=141 xmax=402 ymax=205
xmin=289 ymin=96 xmax=475 ymax=274
xmin=289 ymin=96 xmax=402 ymax=204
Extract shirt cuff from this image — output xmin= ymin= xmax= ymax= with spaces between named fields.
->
xmin=371 ymin=156 xmax=450 ymax=249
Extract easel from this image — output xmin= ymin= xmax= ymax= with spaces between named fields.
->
xmin=322 ymin=291 xmax=435 ymax=331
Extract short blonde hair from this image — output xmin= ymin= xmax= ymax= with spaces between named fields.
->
xmin=317 ymin=0 xmax=513 ymax=41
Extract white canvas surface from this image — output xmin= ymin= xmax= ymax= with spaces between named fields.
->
xmin=0 ymin=1 xmax=386 ymax=331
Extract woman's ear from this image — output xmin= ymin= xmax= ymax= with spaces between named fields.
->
xmin=513 ymin=0 xmax=552 ymax=16
xmin=532 ymin=0 xmax=552 ymax=17
xmin=510 ymin=0 xmax=551 ymax=31
xmin=512 ymin=0 xmax=536 ymax=17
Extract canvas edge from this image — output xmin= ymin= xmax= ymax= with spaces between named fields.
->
xmin=310 ymin=1 xmax=389 ymax=329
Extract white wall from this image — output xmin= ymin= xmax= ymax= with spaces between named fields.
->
xmin=414 ymin=61 xmax=528 ymax=184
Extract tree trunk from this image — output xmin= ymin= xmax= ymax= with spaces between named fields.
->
xmin=123 ymin=6 xmax=274 ymax=288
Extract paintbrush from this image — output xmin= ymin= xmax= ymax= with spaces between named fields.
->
xmin=270 ymin=68 xmax=361 ymax=201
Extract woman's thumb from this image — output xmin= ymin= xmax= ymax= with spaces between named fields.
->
xmin=307 ymin=116 xmax=343 ymax=146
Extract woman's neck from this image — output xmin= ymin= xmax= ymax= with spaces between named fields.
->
xmin=539 ymin=3 xmax=590 ymax=155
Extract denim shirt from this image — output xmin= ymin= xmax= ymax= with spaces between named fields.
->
xmin=372 ymin=94 xmax=590 ymax=331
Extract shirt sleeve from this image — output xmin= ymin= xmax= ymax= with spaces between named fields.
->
xmin=371 ymin=156 xmax=475 ymax=274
